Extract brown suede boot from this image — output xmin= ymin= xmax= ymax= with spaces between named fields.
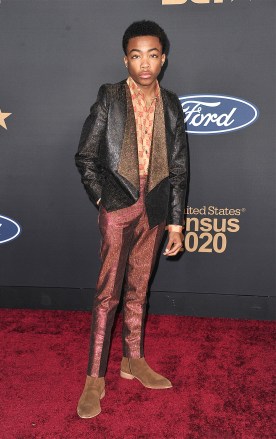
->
xmin=77 ymin=376 xmax=105 ymax=418
xmin=120 ymin=357 xmax=172 ymax=389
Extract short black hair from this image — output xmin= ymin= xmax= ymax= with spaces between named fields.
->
xmin=122 ymin=20 xmax=168 ymax=55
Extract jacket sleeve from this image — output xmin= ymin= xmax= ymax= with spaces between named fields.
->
xmin=166 ymin=96 xmax=189 ymax=228
xmin=74 ymin=84 xmax=108 ymax=208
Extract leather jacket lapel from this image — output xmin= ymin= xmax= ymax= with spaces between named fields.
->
xmin=146 ymin=91 xmax=169 ymax=194
xmin=117 ymin=82 xmax=140 ymax=192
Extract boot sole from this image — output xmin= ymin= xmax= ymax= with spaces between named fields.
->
xmin=120 ymin=370 xmax=173 ymax=389
xmin=77 ymin=389 xmax=105 ymax=419
xmin=120 ymin=371 xmax=135 ymax=380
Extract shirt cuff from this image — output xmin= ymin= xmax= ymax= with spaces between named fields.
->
xmin=165 ymin=224 xmax=183 ymax=233
xmin=96 ymin=197 xmax=101 ymax=206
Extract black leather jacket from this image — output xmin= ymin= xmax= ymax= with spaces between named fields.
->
xmin=75 ymin=78 xmax=189 ymax=229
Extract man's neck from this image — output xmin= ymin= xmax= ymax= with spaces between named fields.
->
xmin=129 ymin=76 xmax=158 ymax=99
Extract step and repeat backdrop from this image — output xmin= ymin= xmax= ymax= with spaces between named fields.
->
xmin=0 ymin=0 xmax=275 ymax=314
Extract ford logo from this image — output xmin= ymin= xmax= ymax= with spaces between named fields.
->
xmin=178 ymin=94 xmax=259 ymax=134
xmin=0 ymin=215 xmax=21 ymax=244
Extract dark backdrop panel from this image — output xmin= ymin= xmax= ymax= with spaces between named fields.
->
xmin=0 ymin=0 xmax=275 ymax=318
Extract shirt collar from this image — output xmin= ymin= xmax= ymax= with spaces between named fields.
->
xmin=126 ymin=75 xmax=160 ymax=101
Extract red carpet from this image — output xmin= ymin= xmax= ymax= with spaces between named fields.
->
xmin=0 ymin=309 xmax=275 ymax=439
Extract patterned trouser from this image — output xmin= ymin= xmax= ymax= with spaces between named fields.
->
xmin=87 ymin=176 xmax=166 ymax=377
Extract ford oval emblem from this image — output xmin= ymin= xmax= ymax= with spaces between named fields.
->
xmin=178 ymin=94 xmax=259 ymax=134
xmin=0 ymin=215 xmax=21 ymax=244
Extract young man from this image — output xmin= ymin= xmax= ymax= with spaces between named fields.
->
xmin=75 ymin=20 xmax=188 ymax=418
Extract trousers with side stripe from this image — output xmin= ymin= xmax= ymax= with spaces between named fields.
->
xmin=87 ymin=175 xmax=166 ymax=377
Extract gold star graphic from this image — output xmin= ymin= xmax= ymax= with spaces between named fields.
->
xmin=0 ymin=109 xmax=12 ymax=130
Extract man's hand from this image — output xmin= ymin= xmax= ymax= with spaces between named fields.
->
xmin=163 ymin=231 xmax=184 ymax=257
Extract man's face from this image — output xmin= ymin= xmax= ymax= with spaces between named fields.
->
xmin=124 ymin=35 xmax=166 ymax=87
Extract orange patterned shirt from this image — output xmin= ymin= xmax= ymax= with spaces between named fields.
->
xmin=126 ymin=75 xmax=158 ymax=176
